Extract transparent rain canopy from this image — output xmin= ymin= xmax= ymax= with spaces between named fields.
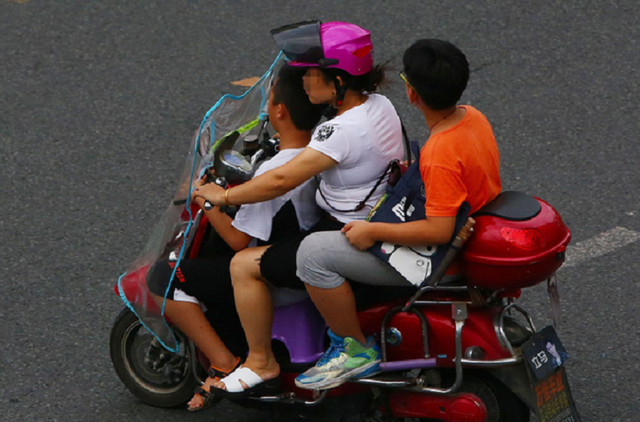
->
xmin=271 ymin=20 xmax=324 ymax=64
xmin=117 ymin=53 xmax=284 ymax=352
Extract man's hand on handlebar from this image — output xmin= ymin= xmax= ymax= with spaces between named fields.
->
xmin=193 ymin=179 xmax=226 ymax=207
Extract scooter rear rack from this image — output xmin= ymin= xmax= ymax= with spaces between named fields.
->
xmin=373 ymin=286 xmax=535 ymax=395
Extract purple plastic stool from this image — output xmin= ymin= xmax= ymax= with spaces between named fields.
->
xmin=271 ymin=299 xmax=327 ymax=363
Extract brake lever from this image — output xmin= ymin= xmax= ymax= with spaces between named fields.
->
xmin=172 ymin=167 xmax=218 ymax=206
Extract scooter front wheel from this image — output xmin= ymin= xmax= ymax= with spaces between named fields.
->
xmin=109 ymin=307 xmax=201 ymax=408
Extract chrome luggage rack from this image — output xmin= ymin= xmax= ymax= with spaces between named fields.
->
xmin=351 ymin=285 xmax=536 ymax=395
xmin=354 ymin=218 xmax=537 ymax=394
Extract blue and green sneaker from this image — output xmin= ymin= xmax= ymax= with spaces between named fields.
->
xmin=295 ymin=330 xmax=381 ymax=390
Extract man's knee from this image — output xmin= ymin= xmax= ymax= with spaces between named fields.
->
xmin=229 ymin=252 xmax=248 ymax=285
xmin=230 ymin=249 xmax=262 ymax=286
xmin=147 ymin=261 xmax=174 ymax=298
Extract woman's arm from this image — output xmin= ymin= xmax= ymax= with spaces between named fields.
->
xmin=195 ymin=148 xmax=337 ymax=206
xmin=341 ymin=217 xmax=456 ymax=250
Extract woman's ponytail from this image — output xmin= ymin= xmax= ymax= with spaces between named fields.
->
xmin=358 ymin=63 xmax=387 ymax=92
xmin=320 ymin=60 xmax=390 ymax=94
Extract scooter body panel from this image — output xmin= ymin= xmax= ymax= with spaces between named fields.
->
xmin=358 ymin=301 xmax=512 ymax=364
xmin=389 ymin=391 xmax=487 ymax=422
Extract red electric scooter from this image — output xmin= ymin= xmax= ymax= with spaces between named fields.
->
xmin=110 ymin=51 xmax=581 ymax=421
xmin=111 ymin=181 xmax=581 ymax=422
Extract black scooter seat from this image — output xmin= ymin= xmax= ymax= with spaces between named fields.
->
xmin=472 ymin=191 xmax=541 ymax=221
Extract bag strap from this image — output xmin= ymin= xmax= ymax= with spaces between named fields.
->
xmin=316 ymin=118 xmax=412 ymax=214
xmin=315 ymin=160 xmax=395 ymax=213
xmin=400 ymin=118 xmax=412 ymax=167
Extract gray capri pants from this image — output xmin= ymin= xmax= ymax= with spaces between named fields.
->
xmin=296 ymin=230 xmax=414 ymax=289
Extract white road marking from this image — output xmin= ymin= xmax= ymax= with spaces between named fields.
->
xmin=563 ymin=226 xmax=640 ymax=268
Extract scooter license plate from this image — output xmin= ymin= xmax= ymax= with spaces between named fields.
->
xmin=522 ymin=326 xmax=569 ymax=380
xmin=522 ymin=326 xmax=582 ymax=422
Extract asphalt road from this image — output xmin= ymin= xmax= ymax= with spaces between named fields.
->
xmin=1 ymin=0 xmax=639 ymax=421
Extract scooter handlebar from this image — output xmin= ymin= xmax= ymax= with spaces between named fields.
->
xmin=172 ymin=171 xmax=228 ymax=208
xmin=455 ymin=218 xmax=475 ymax=244
xmin=203 ymin=177 xmax=227 ymax=211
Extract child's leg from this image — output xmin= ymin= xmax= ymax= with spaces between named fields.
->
xmin=294 ymin=231 xmax=412 ymax=389
xmin=147 ymin=257 xmax=241 ymax=408
xmin=158 ymin=297 xmax=238 ymax=370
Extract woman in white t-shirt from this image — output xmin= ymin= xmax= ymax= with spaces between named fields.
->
xmin=197 ymin=21 xmax=404 ymax=396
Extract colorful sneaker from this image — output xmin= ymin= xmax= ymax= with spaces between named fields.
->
xmin=295 ymin=330 xmax=381 ymax=390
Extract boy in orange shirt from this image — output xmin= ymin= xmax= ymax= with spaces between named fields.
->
xmin=293 ymin=39 xmax=502 ymax=390
xmin=346 ymin=38 xmax=502 ymax=245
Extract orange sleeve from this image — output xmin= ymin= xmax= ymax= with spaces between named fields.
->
xmin=421 ymin=164 xmax=467 ymax=217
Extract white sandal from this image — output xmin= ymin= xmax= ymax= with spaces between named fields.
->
xmin=214 ymin=366 xmax=281 ymax=399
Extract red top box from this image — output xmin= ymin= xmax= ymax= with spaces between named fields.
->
xmin=461 ymin=193 xmax=571 ymax=290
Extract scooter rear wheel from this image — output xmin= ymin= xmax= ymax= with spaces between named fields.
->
xmin=394 ymin=371 xmax=530 ymax=422
xmin=109 ymin=307 xmax=201 ymax=408
xmin=458 ymin=372 xmax=530 ymax=422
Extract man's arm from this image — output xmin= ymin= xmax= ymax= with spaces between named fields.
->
xmin=194 ymin=148 xmax=337 ymax=206
xmin=342 ymin=217 xmax=456 ymax=251
xmin=192 ymin=196 xmax=252 ymax=252
xmin=189 ymin=147 xmax=336 ymax=250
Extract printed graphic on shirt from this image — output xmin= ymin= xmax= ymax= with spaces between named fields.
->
xmin=314 ymin=124 xmax=336 ymax=142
